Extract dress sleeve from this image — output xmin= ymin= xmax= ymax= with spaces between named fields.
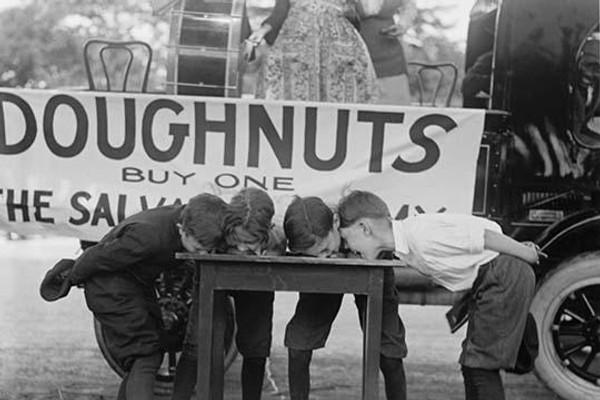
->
xmin=70 ymin=223 xmax=156 ymax=284
xmin=262 ymin=0 xmax=291 ymax=45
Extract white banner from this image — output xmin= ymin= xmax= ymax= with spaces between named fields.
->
xmin=0 ymin=89 xmax=485 ymax=241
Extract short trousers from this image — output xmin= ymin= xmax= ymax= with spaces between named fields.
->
xmin=285 ymin=267 xmax=407 ymax=358
xmin=229 ymin=290 xmax=274 ymax=358
xmin=183 ymin=275 xmax=274 ymax=359
xmin=84 ymin=273 xmax=162 ymax=371
xmin=459 ymin=254 xmax=536 ymax=369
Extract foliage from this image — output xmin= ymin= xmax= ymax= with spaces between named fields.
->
xmin=0 ymin=0 xmax=169 ymax=90
xmin=0 ymin=0 xmax=468 ymax=105
xmin=403 ymin=3 xmax=467 ymax=107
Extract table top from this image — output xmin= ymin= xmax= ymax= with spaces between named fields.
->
xmin=176 ymin=252 xmax=398 ymax=268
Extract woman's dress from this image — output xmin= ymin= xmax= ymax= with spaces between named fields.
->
xmin=256 ymin=0 xmax=378 ymax=103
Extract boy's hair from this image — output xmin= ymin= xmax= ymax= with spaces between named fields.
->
xmin=223 ymin=188 xmax=275 ymax=246
xmin=284 ymin=196 xmax=333 ymax=252
xmin=337 ymin=190 xmax=391 ymax=228
xmin=180 ymin=193 xmax=228 ymax=248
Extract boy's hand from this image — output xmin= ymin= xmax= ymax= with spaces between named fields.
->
xmin=521 ymin=241 xmax=548 ymax=264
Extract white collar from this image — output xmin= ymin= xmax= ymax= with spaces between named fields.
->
xmin=392 ymin=220 xmax=409 ymax=255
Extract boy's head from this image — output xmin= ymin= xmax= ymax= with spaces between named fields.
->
xmin=223 ymin=188 xmax=275 ymax=255
xmin=337 ymin=190 xmax=392 ymax=259
xmin=283 ymin=196 xmax=341 ymax=258
xmin=179 ymin=193 xmax=228 ymax=253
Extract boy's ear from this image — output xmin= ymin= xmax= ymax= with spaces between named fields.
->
xmin=358 ymin=219 xmax=372 ymax=236
xmin=333 ymin=213 xmax=340 ymax=230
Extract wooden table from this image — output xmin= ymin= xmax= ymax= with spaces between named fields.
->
xmin=176 ymin=253 xmax=396 ymax=400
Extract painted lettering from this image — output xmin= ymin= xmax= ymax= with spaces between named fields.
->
xmin=43 ymin=95 xmax=88 ymax=158
xmin=248 ymin=104 xmax=294 ymax=168
xmin=304 ymin=108 xmax=349 ymax=171
xmin=96 ymin=97 xmax=136 ymax=160
xmin=392 ymin=114 xmax=457 ymax=173
xmin=142 ymin=99 xmax=189 ymax=162
xmin=194 ymin=102 xmax=236 ymax=166
xmin=0 ymin=92 xmax=36 ymax=154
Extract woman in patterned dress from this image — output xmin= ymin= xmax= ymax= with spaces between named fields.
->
xmin=248 ymin=0 xmax=379 ymax=103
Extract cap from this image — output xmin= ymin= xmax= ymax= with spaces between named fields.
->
xmin=39 ymin=258 xmax=75 ymax=302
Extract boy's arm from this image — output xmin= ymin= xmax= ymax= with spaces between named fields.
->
xmin=70 ymin=224 xmax=154 ymax=284
xmin=483 ymin=229 xmax=541 ymax=264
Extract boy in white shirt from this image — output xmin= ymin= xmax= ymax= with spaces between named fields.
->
xmin=336 ymin=190 xmax=542 ymax=400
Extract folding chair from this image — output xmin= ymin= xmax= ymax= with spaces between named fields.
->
xmin=83 ymin=39 xmax=153 ymax=92
xmin=407 ymin=61 xmax=458 ymax=107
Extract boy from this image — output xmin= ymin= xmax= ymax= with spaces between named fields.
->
xmin=41 ymin=193 xmax=228 ymax=399
xmin=172 ymin=187 xmax=285 ymax=400
xmin=283 ymin=196 xmax=407 ymax=400
xmin=337 ymin=190 xmax=541 ymax=400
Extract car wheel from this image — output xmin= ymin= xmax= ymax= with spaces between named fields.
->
xmin=530 ymin=251 xmax=600 ymax=400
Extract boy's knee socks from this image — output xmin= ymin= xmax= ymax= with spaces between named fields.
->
xmin=171 ymin=353 xmax=198 ymax=400
xmin=124 ymin=353 xmax=163 ymax=400
xmin=288 ymin=349 xmax=313 ymax=400
xmin=242 ymin=356 xmax=267 ymax=400
xmin=379 ymin=355 xmax=407 ymax=400
xmin=461 ymin=366 xmax=505 ymax=400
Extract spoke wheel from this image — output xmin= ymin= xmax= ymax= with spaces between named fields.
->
xmin=531 ymin=251 xmax=600 ymax=400
xmin=552 ymin=285 xmax=600 ymax=383
xmin=93 ymin=264 xmax=238 ymax=395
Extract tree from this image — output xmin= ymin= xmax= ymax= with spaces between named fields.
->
xmin=0 ymin=0 xmax=169 ymax=90
xmin=402 ymin=2 xmax=467 ymax=106
xmin=0 ymin=0 xmax=470 ymax=105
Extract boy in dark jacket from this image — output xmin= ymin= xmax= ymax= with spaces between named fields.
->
xmin=66 ymin=193 xmax=227 ymax=399
xmin=172 ymin=188 xmax=286 ymax=400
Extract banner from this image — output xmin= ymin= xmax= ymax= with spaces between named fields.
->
xmin=0 ymin=89 xmax=485 ymax=241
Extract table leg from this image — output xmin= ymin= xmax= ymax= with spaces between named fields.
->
xmin=197 ymin=264 xmax=216 ymax=400
xmin=362 ymin=268 xmax=384 ymax=400
xmin=211 ymin=290 xmax=227 ymax=400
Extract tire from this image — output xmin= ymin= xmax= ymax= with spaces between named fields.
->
xmin=530 ymin=251 xmax=600 ymax=400
xmin=93 ymin=266 xmax=238 ymax=395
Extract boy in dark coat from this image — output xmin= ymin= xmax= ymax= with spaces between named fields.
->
xmin=172 ymin=188 xmax=286 ymax=400
xmin=66 ymin=193 xmax=227 ymax=399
